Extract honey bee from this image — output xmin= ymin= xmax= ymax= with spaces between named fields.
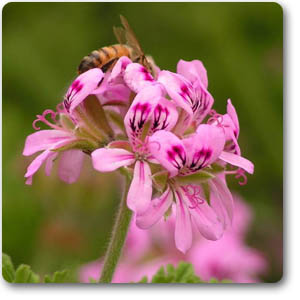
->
xmin=78 ymin=15 xmax=154 ymax=76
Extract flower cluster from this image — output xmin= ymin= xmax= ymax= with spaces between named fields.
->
xmin=23 ymin=56 xmax=254 ymax=252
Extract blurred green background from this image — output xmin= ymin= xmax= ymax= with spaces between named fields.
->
xmin=2 ymin=2 xmax=283 ymax=282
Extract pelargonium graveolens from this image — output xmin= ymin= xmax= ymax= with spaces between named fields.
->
xmin=23 ymin=54 xmax=254 ymax=253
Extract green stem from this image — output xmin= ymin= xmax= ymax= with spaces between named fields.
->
xmin=99 ymin=174 xmax=132 ymax=283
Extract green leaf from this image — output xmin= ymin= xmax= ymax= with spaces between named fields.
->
xmin=88 ymin=277 xmax=98 ymax=283
xmin=44 ymin=270 xmax=69 ymax=283
xmin=208 ymin=278 xmax=232 ymax=283
xmin=136 ymin=276 xmax=148 ymax=283
xmin=176 ymin=171 xmax=215 ymax=185
xmin=14 ymin=265 xmax=40 ymax=283
xmin=2 ymin=253 xmax=15 ymax=283
xmin=150 ymin=262 xmax=203 ymax=283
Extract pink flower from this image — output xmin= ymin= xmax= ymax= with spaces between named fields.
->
xmin=189 ymin=234 xmax=267 ymax=283
xmin=23 ymin=107 xmax=85 ymax=185
xmin=136 ymin=124 xmax=253 ymax=253
xmin=91 ymin=84 xmax=178 ymax=213
xmin=23 ymin=68 xmax=109 ymax=185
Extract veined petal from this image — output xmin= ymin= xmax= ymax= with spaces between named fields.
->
xmin=91 ymin=148 xmax=135 ymax=172
xmin=124 ymin=85 xmax=162 ymax=143
xmin=174 ymin=189 xmax=193 ymax=253
xmin=177 ymin=59 xmax=208 ymax=89
xmin=219 ymin=151 xmax=254 ymax=174
xmin=23 ymin=130 xmax=71 ymax=156
xmin=124 ymin=63 xmax=155 ymax=93
xmin=158 ymin=71 xmax=193 ymax=117
xmin=64 ymin=68 xmax=104 ymax=113
xmin=58 ymin=149 xmax=85 ymax=184
xmin=136 ymin=187 xmax=173 ymax=229
xmin=148 ymin=130 xmax=187 ymax=177
xmin=183 ymin=124 xmax=225 ymax=172
xmin=127 ymin=161 xmax=152 ymax=214
xmin=150 ymin=98 xmax=178 ymax=133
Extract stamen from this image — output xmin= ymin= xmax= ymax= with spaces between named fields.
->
xmin=235 ymin=168 xmax=248 ymax=186
xmin=32 ymin=109 xmax=61 ymax=131
xmin=182 ymin=185 xmax=205 ymax=209
xmin=225 ymin=168 xmax=248 ymax=185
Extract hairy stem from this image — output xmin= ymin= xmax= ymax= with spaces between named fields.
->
xmin=99 ymin=174 xmax=132 ymax=283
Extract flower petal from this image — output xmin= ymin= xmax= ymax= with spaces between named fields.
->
xmin=124 ymin=63 xmax=155 ymax=93
xmin=136 ymin=187 xmax=173 ymax=229
xmin=208 ymin=180 xmax=231 ymax=228
xmin=150 ymin=98 xmax=178 ymax=133
xmin=177 ymin=59 xmax=208 ymax=89
xmin=108 ymin=56 xmax=132 ymax=84
xmin=24 ymin=150 xmax=53 ymax=185
xmin=45 ymin=152 xmax=58 ymax=176
xmin=211 ymin=176 xmax=235 ymax=222
xmin=148 ymin=130 xmax=187 ymax=177
xmin=58 ymin=149 xmax=85 ymax=184
xmin=183 ymin=124 xmax=225 ymax=172
xmin=23 ymin=130 xmax=71 ymax=156
xmin=174 ymin=189 xmax=193 ymax=253
xmin=219 ymin=151 xmax=254 ymax=174
xmin=92 ymin=148 xmax=135 ymax=172
xmin=180 ymin=186 xmax=224 ymax=240
xmin=64 ymin=68 xmax=104 ymax=113
xmin=158 ymin=71 xmax=193 ymax=117
xmin=124 ymin=84 xmax=162 ymax=143
xmin=127 ymin=161 xmax=152 ymax=213
xmin=227 ymin=99 xmax=239 ymax=138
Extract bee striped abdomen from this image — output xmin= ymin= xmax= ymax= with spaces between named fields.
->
xmin=78 ymin=44 xmax=132 ymax=74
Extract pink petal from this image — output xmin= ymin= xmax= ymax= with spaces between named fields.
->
xmin=108 ymin=56 xmax=132 ymax=84
xmin=208 ymin=180 xmax=231 ymax=228
xmin=183 ymin=124 xmax=225 ymax=171
xmin=148 ymin=130 xmax=187 ymax=177
xmin=23 ymin=130 xmax=71 ymax=156
xmin=58 ymin=150 xmax=85 ymax=184
xmin=124 ymin=63 xmax=155 ymax=93
xmin=211 ymin=176 xmax=235 ymax=223
xmin=91 ymin=148 xmax=135 ymax=172
xmin=24 ymin=150 xmax=53 ymax=185
xmin=64 ymin=68 xmax=104 ymax=113
xmin=136 ymin=187 xmax=173 ymax=229
xmin=219 ymin=151 xmax=254 ymax=174
xmin=124 ymin=84 xmax=163 ymax=141
xmin=181 ymin=186 xmax=224 ymax=240
xmin=158 ymin=71 xmax=194 ymax=117
xmin=150 ymin=98 xmax=178 ymax=133
xmin=127 ymin=161 xmax=152 ymax=214
xmin=174 ymin=189 xmax=193 ymax=253
xmin=177 ymin=59 xmax=208 ymax=89
xmin=227 ymin=99 xmax=239 ymax=138
xmin=45 ymin=152 xmax=58 ymax=176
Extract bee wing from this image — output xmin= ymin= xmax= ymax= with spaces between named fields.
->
xmin=113 ymin=26 xmax=127 ymax=45
xmin=119 ymin=15 xmax=144 ymax=57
